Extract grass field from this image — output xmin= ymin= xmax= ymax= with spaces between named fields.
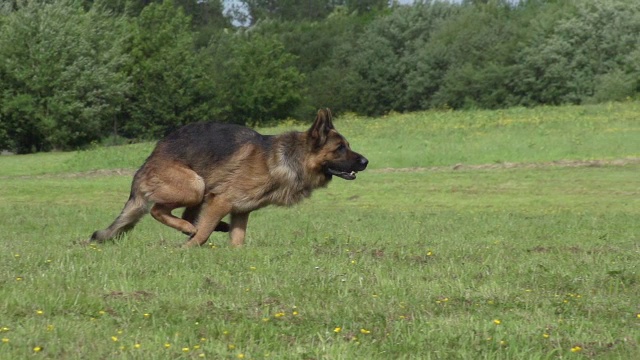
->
xmin=1 ymin=102 xmax=639 ymax=359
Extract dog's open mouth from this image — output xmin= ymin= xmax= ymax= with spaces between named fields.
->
xmin=326 ymin=168 xmax=357 ymax=180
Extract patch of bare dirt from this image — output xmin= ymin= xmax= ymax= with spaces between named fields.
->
xmin=373 ymin=157 xmax=640 ymax=173
xmin=103 ymin=290 xmax=154 ymax=301
xmin=5 ymin=157 xmax=640 ymax=179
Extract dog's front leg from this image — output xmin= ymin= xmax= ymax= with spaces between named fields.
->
xmin=183 ymin=193 xmax=232 ymax=248
xmin=229 ymin=212 xmax=250 ymax=247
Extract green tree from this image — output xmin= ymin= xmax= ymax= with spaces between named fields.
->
xmin=118 ymin=0 xmax=215 ymax=138
xmin=249 ymin=9 xmax=370 ymax=117
xmin=514 ymin=0 xmax=640 ymax=105
xmin=0 ymin=0 xmax=128 ymax=153
xmin=207 ymin=31 xmax=304 ymax=124
xmin=240 ymin=0 xmax=335 ymax=23
xmin=340 ymin=2 xmax=458 ymax=115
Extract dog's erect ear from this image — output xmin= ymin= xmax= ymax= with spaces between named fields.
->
xmin=308 ymin=108 xmax=334 ymax=148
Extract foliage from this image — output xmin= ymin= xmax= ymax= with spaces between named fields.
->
xmin=116 ymin=0 xmax=215 ymax=138
xmin=344 ymin=2 xmax=460 ymax=115
xmin=206 ymin=31 xmax=304 ymax=125
xmin=514 ymin=0 xmax=640 ymax=105
xmin=0 ymin=0 xmax=128 ymax=153
xmin=1 ymin=0 xmax=640 ymax=152
xmin=238 ymin=0 xmax=388 ymax=24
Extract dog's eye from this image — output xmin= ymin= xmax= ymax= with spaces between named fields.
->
xmin=336 ymin=143 xmax=346 ymax=152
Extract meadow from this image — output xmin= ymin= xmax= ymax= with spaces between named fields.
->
xmin=1 ymin=102 xmax=639 ymax=359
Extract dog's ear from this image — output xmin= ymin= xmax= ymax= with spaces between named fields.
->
xmin=308 ymin=108 xmax=334 ymax=148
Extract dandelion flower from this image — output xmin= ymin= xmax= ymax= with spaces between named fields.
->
xmin=571 ymin=346 xmax=582 ymax=353
xmin=426 ymin=251 xmax=433 ymax=256
xmin=134 ymin=343 xmax=141 ymax=349
xmin=2 ymin=338 xmax=9 ymax=343
xmin=274 ymin=312 xmax=285 ymax=318
xmin=334 ymin=327 xmax=342 ymax=333
xmin=36 ymin=310 xmax=44 ymax=315
xmin=543 ymin=333 xmax=550 ymax=339
xmin=1 ymin=327 xmax=9 ymax=332
xmin=164 ymin=343 xmax=171 ymax=349
xmin=237 ymin=354 xmax=245 ymax=359
xmin=249 ymin=266 xmax=257 ymax=271
xmin=182 ymin=347 xmax=190 ymax=352
xmin=199 ymin=354 xmax=205 ymax=358
xmin=493 ymin=319 xmax=501 ymax=325
xmin=33 ymin=346 xmax=42 ymax=352
xmin=228 ymin=344 xmax=236 ymax=350
xmin=360 ymin=328 xmax=371 ymax=334
xmin=292 ymin=311 xmax=299 ymax=316
xmin=16 ymin=277 xmax=23 ymax=281
xmin=143 ymin=313 xmax=151 ymax=318
xmin=111 ymin=336 xmax=118 ymax=342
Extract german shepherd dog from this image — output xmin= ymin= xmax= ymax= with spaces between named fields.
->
xmin=91 ymin=109 xmax=368 ymax=247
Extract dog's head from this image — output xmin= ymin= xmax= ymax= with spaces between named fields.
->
xmin=308 ymin=109 xmax=368 ymax=180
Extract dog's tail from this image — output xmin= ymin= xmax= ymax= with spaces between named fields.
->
xmin=90 ymin=192 xmax=148 ymax=242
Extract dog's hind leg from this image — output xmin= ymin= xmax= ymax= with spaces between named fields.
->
xmin=151 ymin=203 xmax=198 ymax=235
xmin=91 ymin=193 xmax=148 ymax=242
xmin=144 ymin=164 xmax=206 ymax=236
xmin=183 ymin=193 xmax=232 ymax=248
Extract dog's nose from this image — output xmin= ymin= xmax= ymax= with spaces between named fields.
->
xmin=359 ymin=156 xmax=369 ymax=169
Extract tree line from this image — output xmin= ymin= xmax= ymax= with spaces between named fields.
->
xmin=1 ymin=0 xmax=639 ymax=153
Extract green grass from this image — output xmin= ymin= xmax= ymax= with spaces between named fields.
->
xmin=1 ymin=102 xmax=639 ymax=359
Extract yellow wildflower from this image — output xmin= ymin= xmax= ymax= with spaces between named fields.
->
xmin=334 ymin=327 xmax=342 ymax=333
xmin=571 ymin=346 xmax=582 ymax=353
xmin=493 ymin=319 xmax=501 ymax=325
xmin=360 ymin=328 xmax=371 ymax=334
